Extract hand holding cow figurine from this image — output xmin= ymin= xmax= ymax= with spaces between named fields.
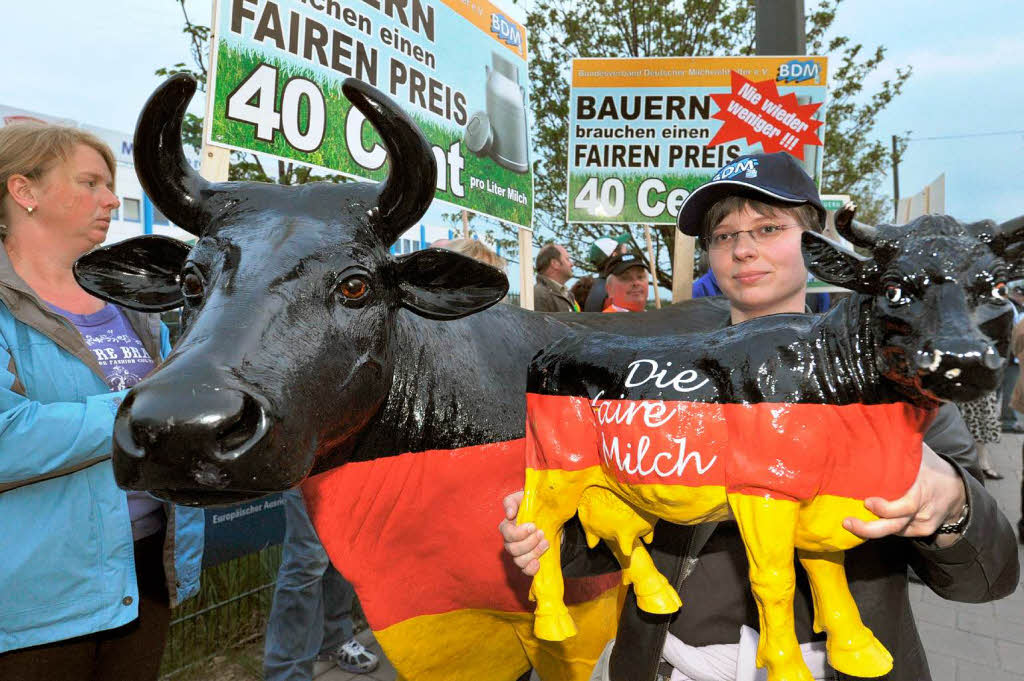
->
xmin=517 ymin=205 xmax=1022 ymax=681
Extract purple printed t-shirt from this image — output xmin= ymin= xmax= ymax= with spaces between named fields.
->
xmin=49 ymin=302 xmax=164 ymax=540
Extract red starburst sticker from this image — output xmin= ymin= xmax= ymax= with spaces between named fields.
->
xmin=707 ymin=71 xmax=824 ymax=159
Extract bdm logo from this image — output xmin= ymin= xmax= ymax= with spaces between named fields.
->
xmin=490 ymin=13 xmax=522 ymax=48
xmin=777 ymin=59 xmax=820 ymax=84
xmin=713 ymin=158 xmax=759 ymax=181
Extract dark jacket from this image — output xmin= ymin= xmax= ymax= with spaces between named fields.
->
xmin=563 ymin=298 xmax=1019 ymax=681
xmin=534 ymin=274 xmax=576 ymax=313
xmin=584 ymin=277 xmax=609 ymax=312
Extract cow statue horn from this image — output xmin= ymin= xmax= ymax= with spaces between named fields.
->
xmin=834 ymin=202 xmax=878 ymax=247
xmin=134 ymin=73 xmax=212 ymax=237
xmin=341 ymin=78 xmax=438 ymax=246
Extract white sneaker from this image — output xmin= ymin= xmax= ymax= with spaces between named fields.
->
xmin=325 ymin=638 xmax=379 ymax=674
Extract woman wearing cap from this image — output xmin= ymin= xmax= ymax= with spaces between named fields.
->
xmin=0 ymin=123 xmax=203 ymax=681
xmin=500 ymin=152 xmax=1018 ymax=681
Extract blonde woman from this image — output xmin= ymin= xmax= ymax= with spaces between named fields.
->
xmin=0 ymin=123 xmax=203 ymax=681
xmin=442 ymin=237 xmax=508 ymax=271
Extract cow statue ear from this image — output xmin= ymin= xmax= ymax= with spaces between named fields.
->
xmin=801 ymin=231 xmax=879 ymax=294
xmin=74 ymin=235 xmax=191 ymax=312
xmin=394 ymin=248 xmax=509 ymax=320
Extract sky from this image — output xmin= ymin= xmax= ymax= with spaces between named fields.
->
xmin=3 ymin=0 xmax=1022 ymax=229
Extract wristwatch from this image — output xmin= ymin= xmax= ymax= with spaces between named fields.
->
xmin=935 ymin=502 xmax=970 ymax=534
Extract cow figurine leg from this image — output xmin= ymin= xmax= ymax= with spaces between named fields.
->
xmin=577 ymin=487 xmax=682 ymax=614
xmin=728 ymin=492 xmax=813 ymax=681
xmin=795 ymin=497 xmax=894 ymax=677
xmin=797 ymin=550 xmax=893 ymax=677
xmin=519 ymin=468 xmax=597 ymax=640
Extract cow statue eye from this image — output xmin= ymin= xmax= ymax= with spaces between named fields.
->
xmin=992 ymin=282 xmax=1008 ymax=300
xmin=339 ymin=276 xmax=369 ymax=301
xmin=884 ymin=284 xmax=907 ymax=306
xmin=180 ymin=271 xmax=205 ymax=302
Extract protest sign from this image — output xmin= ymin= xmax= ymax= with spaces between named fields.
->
xmin=567 ymin=56 xmax=828 ymax=225
xmin=206 ymin=0 xmax=533 ymax=228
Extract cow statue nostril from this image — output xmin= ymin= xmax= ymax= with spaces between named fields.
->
xmin=114 ymin=410 xmax=146 ymax=460
xmin=213 ymin=392 xmax=271 ymax=462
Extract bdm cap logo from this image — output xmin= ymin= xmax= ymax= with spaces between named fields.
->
xmin=777 ymin=59 xmax=820 ymax=84
xmin=713 ymin=158 xmax=759 ymax=181
xmin=490 ymin=13 xmax=522 ymax=48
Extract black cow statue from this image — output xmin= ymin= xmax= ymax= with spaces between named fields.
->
xmin=74 ymin=74 xmax=735 ymax=681
xmin=516 ymin=207 xmax=1024 ymax=681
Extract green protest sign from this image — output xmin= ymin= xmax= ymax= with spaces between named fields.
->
xmin=567 ymin=56 xmax=829 ymax=226
xmin=206 ymin=0 xmax=533 ymax=228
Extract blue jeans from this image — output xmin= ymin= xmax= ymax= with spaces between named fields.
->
xmin=264 ymin=489 xmax=355 ymax=681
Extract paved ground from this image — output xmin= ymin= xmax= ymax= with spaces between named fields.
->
xmin=315 ymin=436 xmax=1024 ymax=681
xmin=911 ymin=432 xmax=1024 ymax=681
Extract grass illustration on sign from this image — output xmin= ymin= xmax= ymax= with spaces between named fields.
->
xmin=210 ymin=41 xmax=533 ymax=226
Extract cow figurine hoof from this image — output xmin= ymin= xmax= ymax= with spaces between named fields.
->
xmin=533 ymin=606 xmax=579 ymax=641
xmin=632 ymin=574 xmax=682 ymax=614
xmin=824 ymin=629 xmax=893 ymax=678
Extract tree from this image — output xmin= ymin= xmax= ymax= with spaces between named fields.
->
xmin=528 ymin=0 xmax=911 ymax=288
xmin=157 ymin=0 xmax=345 ymax=185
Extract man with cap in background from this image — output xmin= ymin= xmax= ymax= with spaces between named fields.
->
xmin=584 ymin=234 xmax=632 ymax=312
xmin=601 ymin=252 xmax=650 ymax=313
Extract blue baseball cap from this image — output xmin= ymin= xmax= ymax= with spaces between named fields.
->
xmin=675 ymin=152 xmax=826 ymax=237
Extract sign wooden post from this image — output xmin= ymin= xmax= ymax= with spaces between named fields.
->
xmin=519 ymin=227 xmax=534 ymax=310
xmin=672 ymin=230 xmax=694 ymax=303
xmin=199 ymin=146 xmax=230 ymax=183
xmin=201 ymin=1 xmax=230 ymax=183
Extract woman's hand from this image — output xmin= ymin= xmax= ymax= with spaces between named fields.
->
xmin=498 ymin=490 xmax=549 ymax=576
xmin=843 ymin=443 xmax=968 ymax=548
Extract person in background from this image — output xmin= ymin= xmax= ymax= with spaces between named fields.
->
xmin=500 ymin=152 xmax=1018 ymax=681
xmin=601 ymin=252 xmax=650 ymax=313
xmin=1011 ymin=315 xmax=1024 ymax=543
xmin=584 ymin=234 xmax=631 ymax=312
xmin=264 ymin=490 xmax=379 ymax=680
xmin=442 ymin=237 xmax=508 ymax=271
xmin=570 ymin=276 xmax=595 ymax=312
xmin=0 ymin=123 xmax=204 ymax=681
xmin=1000 ymin=282 xmax=1024 ymax=432
xmin=955 ymin=391 xmax=1004 ymax=480
xmin=534 ymin=243 xmax=577 ymax=312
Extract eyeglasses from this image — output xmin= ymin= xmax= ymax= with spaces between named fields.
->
xmin=707 ymin=224 xmax=800 ymax=251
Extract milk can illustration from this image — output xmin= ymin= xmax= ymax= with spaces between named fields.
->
xmin=463 ymin=52 xmax=530 ymax=174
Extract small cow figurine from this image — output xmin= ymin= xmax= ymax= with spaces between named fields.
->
xmin=518 ymin=208 xmax=1023 ymax=681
